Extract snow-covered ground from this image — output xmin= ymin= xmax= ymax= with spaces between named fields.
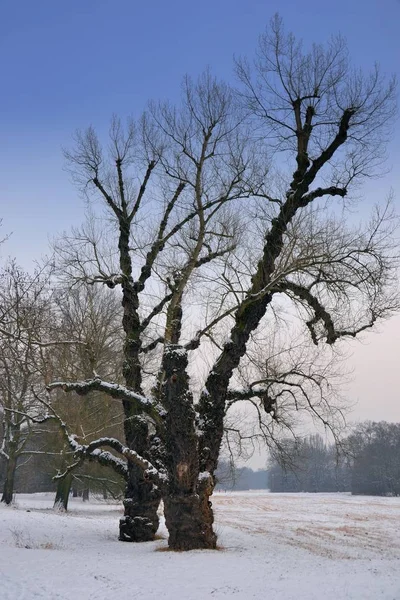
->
xmin=1 ymin=491 xmax=399 ymax=599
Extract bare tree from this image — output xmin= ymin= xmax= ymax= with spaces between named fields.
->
xmin=45 ymin=19 xmax=398 ymax=550
xmin=0 ymin=262 xmax=124 ymax=507
xmin=0 ymin=263 xmax=52 ymax=504
xmin=47 ymin=286 xmax=125 ymax=510
xmin=268 ymin=433 xmax=351 ymax=493
xmin=346 ymin=421 xmax=400 ymax=496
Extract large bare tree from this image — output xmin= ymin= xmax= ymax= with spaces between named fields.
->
xmin=46 ymin=18 xmax=397 ymax=550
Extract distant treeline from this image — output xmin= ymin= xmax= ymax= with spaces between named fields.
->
xmin=215 ymin=462 xmax=269 ymax=491
xmin=269 ymin=422 xmax=400 ymax=496
xmin=3 ymin=421 xmax=399 ymax=499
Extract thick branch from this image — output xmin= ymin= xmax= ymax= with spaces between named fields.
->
xmin=27 ymin=397 xmax=167 ymax=484
xmin=92 ymin=177 xmax=122 ymax=218
xmin=128 ymin=160 xmax=157 ymax=222
xmin=47 ymin=378 xmax=165 ymax=420
xmin=136 ymin=182 xmax=186 ymax=290
xmin=184 ymin=307 xmax=237 ymax=351
xmin=298 ymin=108 xmax=356 ymax=191
xmin=140 ymin=293 xmax=173 ymax=332
xmin=301 ymin=186 xmax=347 ymax=204
xmin=140 ymin=337 xmax=165 ymax=354
xmin=277 ymin=280 xmax=377 ymax=344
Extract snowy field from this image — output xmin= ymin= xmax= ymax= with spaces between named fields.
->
xmin=1 ymin=492 xmax=399 ymax=600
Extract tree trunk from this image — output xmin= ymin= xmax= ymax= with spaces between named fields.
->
xmin=54 ymin=473 xmax=73 ymax=511
xmin=161 ymin=345 xmax=217 ymax=550
xmin=119 ymin=463 xmax=161 ymax=542
xmin=119 ymin=416 xmax=161 ymax=542
xmin=1 ymin=452 xmax=17 ymax=505
xmin=164 ymin=474 xmax=216 ymax=550
xmin=117 ymin=217 xmax=161 ymax=542
xmin=82 ymin=487 xmax=89 ymax=501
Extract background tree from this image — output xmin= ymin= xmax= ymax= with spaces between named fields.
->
xmin=0 ymin=263 xmax=52 ymax=504
xmin=268 ymin=434 xmax=351 ymax=493
xmin=268 ymin=423 xmax=400 ymax=496
xmin=215 ymin=459 xmax=269 ymax=490
xmin=44 ymin=286 xmax=125 ymax=510
xmin=347 ymin=421 xmax=400 ymax=496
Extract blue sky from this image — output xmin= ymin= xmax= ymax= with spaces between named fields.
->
xmin=1 ymin=0 xmax=399 ymax=431
xmin=1 ymin=0 xmax=399 ymax=263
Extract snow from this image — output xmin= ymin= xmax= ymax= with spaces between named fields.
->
xmin=48 ymin=378 xmax=156 ymax=409
xmin=164 ymin=344 xmax=188 ymax=357
xmin=0 ymin=491 xmax=399 ymax=599
xmin=90 ymin=448 xmax=128 ymax=474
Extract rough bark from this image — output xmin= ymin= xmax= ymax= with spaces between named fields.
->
xmin=162 ymin=345 xmax=217 ymax=550
xmin=119 ymin=464 xmax=161 ymax=542
xmin=119 ymin=416 xmax=161 ymax=542
xmin=117 ymin=214 xmax=160 ymax=542
xmin=164 ymin=488 xmax=216 ymax=551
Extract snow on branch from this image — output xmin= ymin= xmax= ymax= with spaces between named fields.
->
xmin=69 ymin=435 xmax=166 ymax=483
xmin=0 ymin=446 xmax=9 ymax=461
xmin=47 ymin=377 xmax=166 ymax=420
xmin=54 ymin=458 xmax=83 ymax=480
xmin=28 ymin=391 xmax=167 ymax=485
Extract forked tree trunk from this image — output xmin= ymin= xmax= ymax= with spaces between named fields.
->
xmin=1 ymin=451 xmax=17 ymax=505
xmin=162 ymin=346 xmax=217 ymax=550
xmin=54 ymin=473 xmax=73 ymax=511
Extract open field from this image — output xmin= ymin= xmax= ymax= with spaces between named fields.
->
xmin=0 ymin=492 xmax=399 ymax=599
xmin=215 ymin=492 xmax=400 ymax=560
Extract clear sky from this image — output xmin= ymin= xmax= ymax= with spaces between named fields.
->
xmin=1 ymin=0 xmax=399 ymax=447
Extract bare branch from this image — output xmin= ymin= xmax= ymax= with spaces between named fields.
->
xmin=47 ymin=378 xmax=165 ymax=420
